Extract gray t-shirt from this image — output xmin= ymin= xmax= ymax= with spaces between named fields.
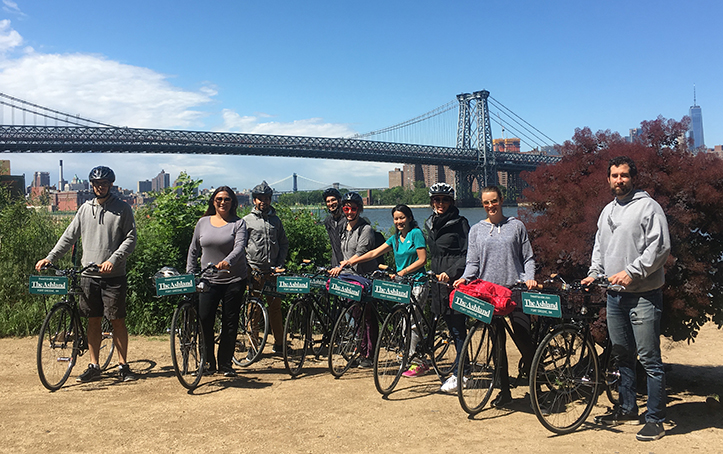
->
xmin=340 ymin=217 xmax=377 ymax=275
xmin=186 ymin=216 xmax=248 ymax=284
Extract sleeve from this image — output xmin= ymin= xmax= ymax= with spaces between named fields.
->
xmin=411 ymin=228 xmax=426 ymax=249
xmin=46 ymin=211 xmax=82 ymax=264
xmin=624 ymin=206 xmax=670 ymax=280
xmin=186 ymin=219 xmax=203 ymax=274
xmin=461 ymin=222 xmax=480 ymax=281
xmin=224 ymin=219 xmax=248 ymax=266
xmin=356 ymin=225 xmax=376 ymax=256
xmin=587 ymin=211 xmax=606 ymax=278
xmin=519 ymin=222 xmax=536 ymax=281
xmin=108 ymin=204 xmax=136 ymax=266
xmin=275 ymin=218 xmax=289 ymax=268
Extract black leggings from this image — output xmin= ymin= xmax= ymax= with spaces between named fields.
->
xmin=494 ymin=309 xmax=534 ymax=393
xmin=197 ymin=280 xmax=247 ymax=369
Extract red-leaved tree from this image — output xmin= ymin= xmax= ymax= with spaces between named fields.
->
xmin=520 ymin=116 xmax=723 ymax=341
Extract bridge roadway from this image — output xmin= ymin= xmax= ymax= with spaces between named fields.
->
xmin=0 ymin=125 xmax=560 ymax=172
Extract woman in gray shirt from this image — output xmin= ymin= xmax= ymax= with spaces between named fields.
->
xmin=187 ymin=186 xmax=248 ymax=377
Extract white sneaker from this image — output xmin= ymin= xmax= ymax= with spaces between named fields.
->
xmin=440 ymin=374 xmax=467 ymax=393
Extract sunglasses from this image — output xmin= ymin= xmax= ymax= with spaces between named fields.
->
xmin=431 ymin=197 xmax=451 ymax=204
xmin=214 ymin=197 xmax=232 ymax=203
xmin=482 ymin=198 xmax=500 ymax=207
xmin=342 ymin=205 xmax=359 ymax=214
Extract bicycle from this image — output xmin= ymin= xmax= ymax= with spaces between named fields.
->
xmin=528 ymin=274 xmax=623 ymax=434
xmin=35 ymin=262 xmax=115 ymax=391
xmin=373 ymin=271 xmax=456 ymax=396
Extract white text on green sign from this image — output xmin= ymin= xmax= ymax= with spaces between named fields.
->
xmin=451 ymin=291 xmax=493 ymax=324
xmin=522 ymin=292 xmax=562 ymax=317
xmin=276 ymin=276 xmax=311 ymax=294
xmin=328 ymin=278 xmax=362 ymax=301
xmin=29 ymin=276 xmax=69 ymax=295
xmin=372 ymin=280 xmax=411 ymax=304
xmin=156 ymin=275 xmax=196 ymax=296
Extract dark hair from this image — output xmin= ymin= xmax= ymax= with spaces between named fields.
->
xmin=391 ymin=204 xmax=418 ymax=231
xmin=204 ymin=186 xmax=239 ymax=217
xmin=608 ymin=156 xmax=638 ymax=178
xmin=481 ymin=185 xmax=503 ymax=200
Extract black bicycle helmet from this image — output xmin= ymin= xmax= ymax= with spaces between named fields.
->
xmin=322 ymin=187 xmax=342 ymax=201
xmin=89 ymin=166 xmax=116 ymax=183
xmin=341 ymin=191 xmax=364 ymax=209
xmin=428 ymin=182 xmax=454 ymax=199
xmin=251 ymin=181 xmax=273 ymax=198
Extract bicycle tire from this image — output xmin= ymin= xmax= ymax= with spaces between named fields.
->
xmin=234 ymin=297 xmax=269 ymax=367
xmin=457 ymin=321 xmax=496 ymax=415
xmin=283 ymin=298 xmax=309 ymax=377
xmin=373 ymin=306 xmax=409 ymax=396
xmin=310 ymin=295 xmax=332 ymax=358
xmin=37 ymin=303 xmax=79 ymax=391
xmin=170 ymin=302 xmax=206 ymax=390
xmin=430 ymin=316 xmax=455 ymax=379
xmin=602 ymin=339 xmax=621 ymax=406
xmin=98 ymin=316 xmax=115 ymax=371
xmin=529 ymin=325 xmax=600 ymax=434
xmin=328 ymin=301 xmax=364 ymax=378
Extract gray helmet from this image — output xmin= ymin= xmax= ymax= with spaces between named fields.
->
xmin=429 ymin=182 xmax=454 ymax=199
xmin=89 ymin=166 xmax=116 ymax=183
xmin=322 ymin=187 xmax=342 ymax=201
xmin=251 ymin=181 xmax=273 ymax=198
xmin=341 ymin=191 xmax=363 ymax=209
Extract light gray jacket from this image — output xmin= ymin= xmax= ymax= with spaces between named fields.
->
xmin=587 ymin=190 xmax=670 ymax=294
xmin=45 ymin=193 xmax=136 ymax=278
xmin=243 ymin=206 xmax=289 ymax=272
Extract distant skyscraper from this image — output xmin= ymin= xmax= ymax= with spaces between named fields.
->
xmin=151 ymin=170 xmax=171 ymax=192
xmin=33 ymin=171 xmax=50 ymax=188
xmin=688 ymin=87 xmax=705 ymax=150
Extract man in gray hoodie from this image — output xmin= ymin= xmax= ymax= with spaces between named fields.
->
xmin=243 ymin=181 xmax=289 ymax=354
xmin=36 ymin=166 xmax=136 ymax=383
xmin=582 ymin=156 xmax=670 ymax=442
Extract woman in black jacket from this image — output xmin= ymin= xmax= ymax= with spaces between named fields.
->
xmin=424 ymin=183 xmax=471 ymax=393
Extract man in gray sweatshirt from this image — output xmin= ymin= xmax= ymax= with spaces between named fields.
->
xmin=582 ymin=156 xmax=670 ymax=442
xmin=36 ymin=166 xmax=136 ymax=383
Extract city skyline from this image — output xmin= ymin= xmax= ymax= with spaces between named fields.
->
xmin=1 ymin=1 xmax=721 ymax=191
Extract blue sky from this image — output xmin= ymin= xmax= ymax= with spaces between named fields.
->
xmin=1 ymin=0 xmax=721 ymax=192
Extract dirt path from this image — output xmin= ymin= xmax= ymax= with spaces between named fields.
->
xmin=1 ymin=323 xmax=721 ymax=454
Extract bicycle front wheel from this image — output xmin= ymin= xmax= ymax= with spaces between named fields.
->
xmin=530 ymin=326 xmax=600 ymax=434
xmin=373 ymin=306 xmax=409 ymax=396
xmin=283 ymin=298 xmax=309 ymax=377
xmin=430 ymin=316 xmax=455 ymax=379
xmin=98 ymin=316 xmax=115 ymax=371
xmin=170 ymin=302 xmax=206 ymax=390
xmin=328 ymin=302 xmax=363 ymax=378
xmin=37 ymin=303 xmax=79 ymax=391
xmin=234 ymin=297 xmax=269 ymax=367
xmin=458 ymin=321 xmax=496 ymax=415
xmin=602 ymin=338 xmax=621 ymax=406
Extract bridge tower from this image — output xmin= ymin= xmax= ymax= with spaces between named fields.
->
xmin=453 ymin=90 xmax=496 ymax=206
xmin=293 ymin=173 xmax=298 ymax=192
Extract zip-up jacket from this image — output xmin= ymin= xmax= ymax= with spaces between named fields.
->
xmin=243 ymin=206 xmax=289 ymax=272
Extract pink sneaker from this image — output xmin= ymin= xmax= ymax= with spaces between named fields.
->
xmin=402 ymin=364 xmax=429 ymax=378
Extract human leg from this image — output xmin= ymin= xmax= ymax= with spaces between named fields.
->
xmin=217 ymin=280 xmax=246 ymax=368
xmin=198 ymin=285 xmax=223 ymax=371
xmin=605 ymin=291 xmax=639 ymax=416
xmin=442 ymin=313 xmax=467 ymax=376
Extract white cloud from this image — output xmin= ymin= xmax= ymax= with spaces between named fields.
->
xmin=0 ymin=19 xmax=22 ymax=53
xmin=219 ymin=109 xmax=355 ymax=137
xmin=2 ymin=1 xmax=24 ymax=16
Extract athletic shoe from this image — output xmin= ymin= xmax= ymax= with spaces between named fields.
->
xmin=636 ymin=422 xmax=665 ymax=441
xmin=272 ymin=344 xmax=284 ymax=355
xmin=118 ymin=364 xmax=136 ymax=382
xmin=402 ymin=364 xmax=430 ymax=378
xmin=358 ymin=357 xmax=374 ymax=368
xmin=440 ymin=374 xmax=467 ymax=393
xmin=219 ymin=366 xmax=237 ymax=377
xmin=594 ymin=407 xmax=641 ymax=426
xmin=76 ymin=364 xmax=101 ymax=383
xmin=491 ymin=391 xmax=513 ymax=407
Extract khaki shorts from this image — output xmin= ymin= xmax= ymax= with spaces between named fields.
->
xmin=79 ymin=276 xmax=128 ymax=320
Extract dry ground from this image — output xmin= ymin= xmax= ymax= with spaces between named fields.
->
xmin=1 ymin=323 xmax=722 ymax=454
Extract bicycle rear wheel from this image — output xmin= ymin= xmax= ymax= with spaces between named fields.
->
xmin=530 ymin=326 xmax=600 ymax=434
xmin=234 ymin=297 xmax=269 ymax=367
xmin=328 ymin=301 xmax=363 ymax=378
xmin=430 ymin=316 xmax=455 ymax=379
xmin=37 ymin=303 xmax=79 ymax=391
xmin=98 ymin=316 xmax=115 ymax=371
xmin=283 ymin=298 xmax=309 ymax=377
xmin=170 ymin=302 xmax=206 ymax=390
xmin=458 ymin=322 xmax=496 ymax=415
xmin=373 ymin=306 xmax=409 ymax=396
xmin=602 ymin=339 xmax=620 ymax=406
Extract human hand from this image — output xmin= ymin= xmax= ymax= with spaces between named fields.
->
xmin=452 ymin=278 xmax=467 ymax=288
xmin=35 ymin=259 xmax=51 ymax=272
xmin=99 ymin=261 xmax=114 ymax=274
xmin=437 ymin=272 xmax=450 ymax=283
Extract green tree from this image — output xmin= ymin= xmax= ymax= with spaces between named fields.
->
xmin=521 ymin=116 xmax=723 ymax=341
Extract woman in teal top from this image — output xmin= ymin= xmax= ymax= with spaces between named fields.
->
xmin=340 ymin=204 xmax=430 ymax=377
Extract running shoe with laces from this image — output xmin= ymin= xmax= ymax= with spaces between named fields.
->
xmin=440 ymin=374 xmax=467 ymax=393
xmin=594 ymin=407 xmax=641 ymax=426
xmin=118 ymin=364 xmax=136 ymax=382
xmin=402 ymin=364 xmax=430 ymax=378
xmin=76 ymin=364 xmax=101 ymax=383
xmin=636 ymin=422 xmax=665 ymax=441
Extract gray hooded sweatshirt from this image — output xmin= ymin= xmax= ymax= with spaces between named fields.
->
xmin=45 ymin=193 xmax=136 ymax=278
xmin=587 ymin=189 xmax=670 ymax=294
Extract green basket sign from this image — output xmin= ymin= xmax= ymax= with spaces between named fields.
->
xmin=328 ymin=278 xmax=362 ymax=301
xmin=29 ymin=276 xmax=68 ymax=295
xmin=372 ymin=280 xmax=411 ymax=304
xmin=276 ymin=276 xmax=311 ymax=294
xmin=155 ymin=274 xmax=196 ymax=296
xmin=309 ymin=276 xmax=328 ymax=289
xmin=451 ymin=291 xmax=494 ymax=324
xmin=522 ymin=292 xmax=562 ymax=318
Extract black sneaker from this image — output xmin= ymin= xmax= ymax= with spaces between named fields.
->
xmin=636 ymin=422 xmax=665 ymax=441
xmin=272 ymin=344 xmax=284 ymax=355
xmin=594 ymin=407 xmax=641 ymax=426
xmin=358 ymin=357 xmax=373 ymax=368
xmin=118 ymin=364 xmax=136 ymax=382
xmin=492 ymin=391 xmax=513 ymax=408
xmin=76 ymin=364 xmax=101 ymax=382
xmin=219 ymin=366 xmax=237 ymax=377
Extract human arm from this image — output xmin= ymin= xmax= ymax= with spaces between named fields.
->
xmin=340 ymin=242 xmax=392 ymax=269
xmin=398 ymin=247 xmax=426 ymax=277
xmin=102 ymin=204 xmax=136 ymax=274
xmin=186 ymin=219 xmax=203 ymax=274
xmin=40 ymin=213 xmax=82 ymax=269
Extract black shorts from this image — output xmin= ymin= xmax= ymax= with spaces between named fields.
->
xmin=79 ymin=276 xmax=128 ymax=320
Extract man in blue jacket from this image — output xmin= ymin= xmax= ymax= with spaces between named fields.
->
xmin=582 ymin=156 xmax=670 ymax=442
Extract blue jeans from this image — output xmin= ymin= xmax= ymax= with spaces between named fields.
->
xmin=606 ymin=289 xmax=666 ymax=423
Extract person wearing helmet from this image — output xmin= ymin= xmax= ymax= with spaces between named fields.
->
xmin=36 ymin=166 xmax=136 ymax=383
xmin=322 ymin=187 xmax=345 ymax=267
xmin=424 ymin=183 xmax=472 ymax=391
xmin=243 ymin=181 xmax=289 ymax=354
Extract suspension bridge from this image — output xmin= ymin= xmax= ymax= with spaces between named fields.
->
xmin=0 ymin=90 xmax=560 ymax=205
